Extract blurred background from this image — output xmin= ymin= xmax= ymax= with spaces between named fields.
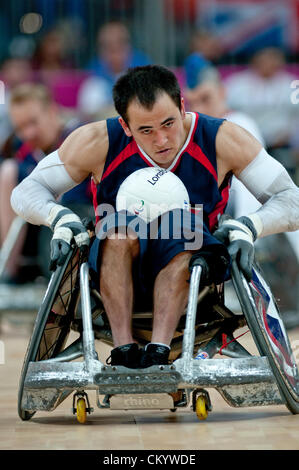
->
xmin=1 ymin=0 xmax=299 ymax=330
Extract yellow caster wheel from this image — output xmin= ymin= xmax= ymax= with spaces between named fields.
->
xmin=73 ymin=391 xmax=93 ymax=424
xmin=76 ymin=397 xmax=87 ymax=424
xmin=195 ymin=395 xmax=208 ymax=420
xmin=192 ymin=388 xmax=212 ymax=421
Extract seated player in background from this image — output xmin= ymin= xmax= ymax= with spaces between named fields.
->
xmin=11 ymin=65 xmax=299 ymax=368
xmin=0 ymin=83 xmax=92 ymax=283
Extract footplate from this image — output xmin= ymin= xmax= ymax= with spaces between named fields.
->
xmin=94 ymin=365 xmax=181 ymax=394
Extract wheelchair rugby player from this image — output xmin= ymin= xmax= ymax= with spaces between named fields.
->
xmin=11 ymin=65 xmax=299 ymax=371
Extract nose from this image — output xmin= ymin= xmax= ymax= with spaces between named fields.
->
xmin=154 ymin=130 xmax=168 ymax=148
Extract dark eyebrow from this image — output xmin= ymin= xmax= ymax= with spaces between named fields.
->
xmin=161 ymin=117 xmax=176 ymax=125
xmin=137 ymin=117 xmax=176 ymax=131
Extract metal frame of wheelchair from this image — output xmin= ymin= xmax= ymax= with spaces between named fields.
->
xmin=18 ymin=245 xmax=299 ymax=423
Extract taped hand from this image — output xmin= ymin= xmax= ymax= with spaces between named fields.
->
xmin=47 ymin=205 xmax=90 ymax=271
xmin=213 ymin=216 xmax=258 ymax=281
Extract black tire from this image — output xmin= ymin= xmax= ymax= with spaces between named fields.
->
xmin=18 ymin=247 xmax=83 ymax=420
xmin=231 ymin=260 xmax=299 ymax=414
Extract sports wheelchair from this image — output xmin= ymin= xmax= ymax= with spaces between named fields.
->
xmin=18 ymin=231 xmax=299 ymax=423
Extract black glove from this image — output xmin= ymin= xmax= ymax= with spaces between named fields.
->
xmin=189 ymin=243 xmax=231 ymax=286
xmin=46 ymin=205 xmax=90 ymax=271
xmin=213 ymin=215 xmax=258 ymax=281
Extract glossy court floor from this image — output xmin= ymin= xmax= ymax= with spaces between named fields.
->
xmin=0 ymin=312 xmax=299 ymax=451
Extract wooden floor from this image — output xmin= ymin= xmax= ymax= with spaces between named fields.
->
xmin=1 ymin=314 xmax=299 ymax=450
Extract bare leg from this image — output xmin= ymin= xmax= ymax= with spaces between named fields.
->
xmin=99 ymin=235 xmax=140 ymax=347
xmin=151 ymin=252 xmax=192 ymax=345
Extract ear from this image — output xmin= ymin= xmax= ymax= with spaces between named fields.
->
xmin=118 ymin=117 xmax=132 ymax=137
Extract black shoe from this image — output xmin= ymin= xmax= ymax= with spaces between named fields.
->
xmin=107 ymin=343 xmax=141 ymax=369
xmin=139 ymin=344 xmax=170 ymax=368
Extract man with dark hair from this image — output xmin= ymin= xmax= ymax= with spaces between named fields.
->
xmin=11 ymin=65 xmax=299 ymax=368
xmin=113 ymin=65 xmax=182 ymax=123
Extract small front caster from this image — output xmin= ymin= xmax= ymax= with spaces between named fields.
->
xmin=192 ymin=388 xmax=212 ymax=421
xmin=76 ymin=397 xmax=87 ymax=423
xmin=195 ymin=395 xmax=208 ymax=420
xmin=72 ymin=391 xmax=93 ymax=424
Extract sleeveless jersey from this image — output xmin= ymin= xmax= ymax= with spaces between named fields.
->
xmin=91 ymin=112 xmax=230 ymax=231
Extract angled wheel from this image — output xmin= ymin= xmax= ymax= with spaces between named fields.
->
xmin=231 ymin=260 xmax=299 ymax=414
xmin=18 ymin=246 xmax=84 ymax=420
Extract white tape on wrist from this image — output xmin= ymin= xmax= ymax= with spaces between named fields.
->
xmin=46 ymin=204 xmax=68 ymax=227
xmin=223 ymin=219 xmax=254 ymax=244
xmin=74 ymin=232 xmax=90 ymax=245
xmin=229 ymin=229 xmax=253 ymax=244
xmin=55 ymin=213 xmax=81 ymax=228
xmin=52 ymin=226 xmax=73 ymax=244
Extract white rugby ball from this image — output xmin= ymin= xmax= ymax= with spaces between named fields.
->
xmin=116 ymin=167 xmax=190 ymax=223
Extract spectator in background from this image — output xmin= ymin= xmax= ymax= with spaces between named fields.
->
xmin=31 ymin=28 xmax=74 ymax=78
xmin=184 ymin=29 xmax=222 ymax=90
xmin=184 ymin=76 xmax=264 ymax=144
xmin=0 ymin=83 xmax=92 ymax=283
xmin=225 ymin=47 xmax=299 ymax=179
xmin=77 ymin=21 xmax=151 ymax=120
xmin=0 ymin=56 xmax=33 ymax=148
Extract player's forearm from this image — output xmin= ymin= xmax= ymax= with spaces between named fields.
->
xmin=11 ymin=177 xmax=57 ymax=226
xmin=237 ymin=148 xmax=299 ymax=238
xmin=250 ymin=187 xmax=299 ymax=238
xmin=10 ymin=150 xmax=78 ymax=226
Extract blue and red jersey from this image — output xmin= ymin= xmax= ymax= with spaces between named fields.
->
xmin=92 ymin=112 xmax=230 ymax=231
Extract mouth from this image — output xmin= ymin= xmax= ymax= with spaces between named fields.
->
xmin=156 ymin=148 xmax=171 ymax=156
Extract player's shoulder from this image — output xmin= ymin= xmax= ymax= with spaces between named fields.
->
xmin=225 ymin=111 xmax=265 ymax=146
xmin=66 ymin=120 xmax=108 ymax=146
xmin=217 ymin=118 xmax=251 ymax=145
xmin=59 ymin=120 xmax=108 ymax=170
xmin=216 ymin=119 xmax=262 ymax=175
